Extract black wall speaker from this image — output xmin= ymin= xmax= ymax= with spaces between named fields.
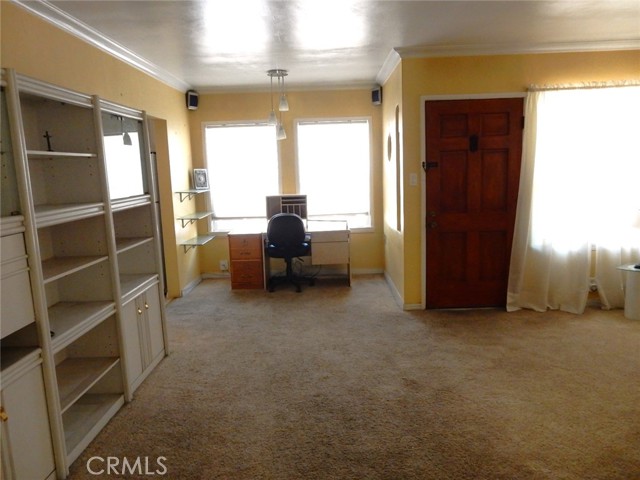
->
xmin=186 ymin=90 xmax=199 ymax=110
xmin=371 ymin=86 xmax=382 ymax=105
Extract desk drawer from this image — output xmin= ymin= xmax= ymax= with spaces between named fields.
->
xmin=230 ymin=259 xmax=264 ymax=289
xmin=310 ymin=230 xmax=349 ymax=242
xmin=312 ymin=242 xmax=350 ymax=265
xmin=229 ymin=234 xmax=262 ymax=260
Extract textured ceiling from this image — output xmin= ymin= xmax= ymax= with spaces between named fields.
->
xmin=16 ymin=0 xmax=640 ymax=91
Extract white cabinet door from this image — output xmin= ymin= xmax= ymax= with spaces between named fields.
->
xmin=0 ymin=234 xmax=35 ymax=338
xmin=1 ymin=359 xmax=56 ymax=480
xmin=121 ymin=283 xmax=165 ymax=392
xmin=121 ymin=299 xmax=144 ymax=389
xmin=143 ymin=284 xmax=165 ymax=363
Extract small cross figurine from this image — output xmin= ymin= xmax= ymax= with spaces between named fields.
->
xmin=43 ymin=130 xmax=53 ymax=151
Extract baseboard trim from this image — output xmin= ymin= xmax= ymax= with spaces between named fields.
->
xmin=383 ymin=272 xmax=424 ymax=311
xmin=403 ymin=303 xmax=424 ymax=311
xmin=202 ymin=272 xmax=231 ymax=279
xmin=181 ymin=277 xmax=203 ymax=296
xmin=384 ymin=272 xmax=403 ymax=309
xmin=351 ymin=268 xmax=384 ymax=275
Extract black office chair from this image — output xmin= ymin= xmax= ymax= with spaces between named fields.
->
xmin=266 ymin=213 xmax=312 ymax=292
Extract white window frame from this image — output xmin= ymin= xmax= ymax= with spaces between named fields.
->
xmin=294 ymin=117 xmax=374 ymax=231
xmin=203 ymin=121 xmax=281 ymax=232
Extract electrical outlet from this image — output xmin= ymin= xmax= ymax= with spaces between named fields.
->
xmin=219 ymin=260 xmax=229 ymax=271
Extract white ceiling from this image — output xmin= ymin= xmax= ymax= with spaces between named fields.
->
xmin=16 ymin=0 xmax=640 ymax=92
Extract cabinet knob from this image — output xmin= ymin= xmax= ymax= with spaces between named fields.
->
xmin=0 ymin=406 xmax=8 ymax=422
xmin=137 ymin=308 xmax=143 ymax=315
xmin=144 ymin=302 xmax=149 ymax=309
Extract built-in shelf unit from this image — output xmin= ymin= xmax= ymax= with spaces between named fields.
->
xmin=0 ymin=69 xmax=168 ymax=479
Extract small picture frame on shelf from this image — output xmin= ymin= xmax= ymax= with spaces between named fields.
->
xmin=193 ymin=168 xmax=209 ymax=190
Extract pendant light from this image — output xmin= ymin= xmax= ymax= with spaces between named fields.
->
xmin=267 ymin=75 xmax=277 ymax=126
xmin=267 ymin=69 xmax=289 ymax=140
xmin=121 ymin=116 xmax=132 ymax=145
xmin=278 ymin=75 xmax=289 ymax=112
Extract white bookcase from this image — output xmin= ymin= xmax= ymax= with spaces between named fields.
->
xmin=0 ymin=69 xmax=168 ymax=479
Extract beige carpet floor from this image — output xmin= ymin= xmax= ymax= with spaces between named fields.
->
xmin=68 ymin=275 xmax=640 ymax=479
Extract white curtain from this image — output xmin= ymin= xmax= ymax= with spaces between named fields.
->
xmin=507 ymin=84 xmax=640 ymax=314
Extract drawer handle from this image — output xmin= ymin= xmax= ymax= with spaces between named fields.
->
xmin=0 ymin=406 xmax=8 ymax=422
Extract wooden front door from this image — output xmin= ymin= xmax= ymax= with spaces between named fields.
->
xmin=425 ymin=98 xmax=523 ymax=308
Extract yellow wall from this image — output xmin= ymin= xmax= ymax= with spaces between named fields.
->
xmin=1 ymin=2 xmax=198 ymax=297
xmin=187 ymin=89 xmax=385 ymax=275
xmin=390 ymin=50 xmax=640 ymax=307
xmin=4 ymin=2 xmax=637 ymax=305
xmin=380 ymin=64 xmax=405 ymax=302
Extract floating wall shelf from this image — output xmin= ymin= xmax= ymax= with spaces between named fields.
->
xmin=175 ymin=189 xmax=209 ymax=202
xmin=176 ymin=211 xmax=214 ymax=228
xmin=180 ymin=234 xmax=216 ymax=253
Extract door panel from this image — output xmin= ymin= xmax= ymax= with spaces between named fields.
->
xmin=479 ymin=231 xmax=508 ymax=281
xmin=440 ymin=151 xmax=468 ymax=212
xmin=425 ymin=98 xmax=523 ymax=308
xmin=481 ymin=150 xmax=509 ymax=211
xmin=440 ymin=232 xmax=467 ymax=281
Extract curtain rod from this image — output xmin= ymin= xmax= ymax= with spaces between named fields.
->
xmin=527 ymin=80 xmax=640 ymax=92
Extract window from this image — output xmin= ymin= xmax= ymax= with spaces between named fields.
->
xmin=103 ymin=133 xmax=145 ymax=199
xmin=204 ymin=123 xmax=279 ymax=230
xmin=507 ymin=84 xmax=640 ymax=313
xmin=102 ymin=113 xmax=146 ymax=199
xmin=296 ymin=119 xmax=372 ymax=229
xmin=527 ymin=86 xmax=640 ymax=251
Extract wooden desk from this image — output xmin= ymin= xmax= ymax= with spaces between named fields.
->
xmin=228 ymin=221 xmax=351 ymax=290
xmin=306 ymin=224 xmax=351 ymax=284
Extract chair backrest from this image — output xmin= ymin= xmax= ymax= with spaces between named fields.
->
xmin=267 ymin=213 xmax=306 ymax=247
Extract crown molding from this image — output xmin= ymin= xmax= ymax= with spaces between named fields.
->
xmin=374 ymin=39 xmax=639 ymax=86
xmin=396 ymin=39 xmax=640 ymax=59
xmin=375 ymin=49 xmax=402 ymax=87
xmin=12 ymin=0 xmax=192 ymax=92
xmin=196 ymin=81 xmax=378 ymax=95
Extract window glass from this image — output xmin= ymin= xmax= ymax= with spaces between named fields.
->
xmin=296 ymin=119 xmax=372 ymax=228
xmin=102 ymin=113 xmax=146 ymax=199
xmin=529 ymin=86 xmax=640 ymax=251
xmin=204 ymin=123 xmax=279 ymax=229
